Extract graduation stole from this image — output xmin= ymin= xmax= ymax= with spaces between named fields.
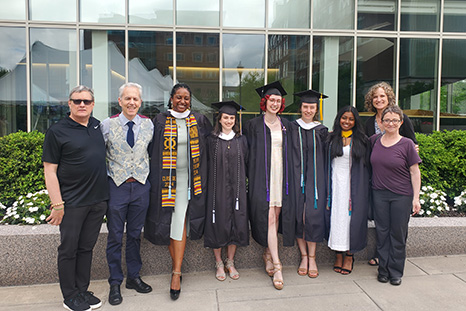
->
xmin=161 ymin=114 xmax=202 ymax=209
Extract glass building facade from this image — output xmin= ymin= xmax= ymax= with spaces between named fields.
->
xmin=1 ymin=0 xmax=466 ymax=136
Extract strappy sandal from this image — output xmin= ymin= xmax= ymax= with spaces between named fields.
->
xmin=272 ymin=262 xmax=284 ymax=290
xmin=340 ymin=253 xmax=354 ymax=275
xmin=262 ymin=251 xmax=274 ymax=277
xmin=307 ymin=255 xmax=319 ymax=278
xmin=224 ymin=258 xmax=240 ymax=280
xmin=297 ymin=254 xmax=308 ymax=276
xmin=334 ymin=251 xmax=343 ymax=273
xmin=215 ymin=261 xmax=226 ymax=281
xmin=368 ymin=257 xmax=379 ymax=266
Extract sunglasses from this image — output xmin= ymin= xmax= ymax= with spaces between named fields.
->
xmin=70 ymin=99 xmax=93 ymax=105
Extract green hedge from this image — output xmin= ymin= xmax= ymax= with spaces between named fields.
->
xmin=417 ymin=130 xmax=466 ymax=200
xmin=0 ymin=131 xmax=45 ymax=209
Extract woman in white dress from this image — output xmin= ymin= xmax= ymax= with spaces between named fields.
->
xmin=326 ymin=106 xmax=370 ymax=275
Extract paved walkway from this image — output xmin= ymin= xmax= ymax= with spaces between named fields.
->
xmin=1 ymin=254 xmax=466 ymax=311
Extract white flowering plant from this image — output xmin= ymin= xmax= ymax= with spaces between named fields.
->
xmin=454 ymin=190 xmax=466 ymax=213
xmin=1 ymin=190 xmax=51 ymax=225
xmin=417 ymin=185 xmax=450 ymax=217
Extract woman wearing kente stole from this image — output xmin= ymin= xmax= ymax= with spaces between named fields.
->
xmin=289 ymin=90 xmax=328 ymax=279
xmin=145 ymin=83 xmax=212 ymax=300
xmin=326 ymin=106 xmax=370 ymax=275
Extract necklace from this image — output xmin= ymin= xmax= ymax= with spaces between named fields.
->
xmin=265 ymin=116 xmax=278 ymax=124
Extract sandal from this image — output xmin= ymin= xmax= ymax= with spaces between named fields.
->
xmin=297 ymin=254 xmax=308 ymax=276
xmin=262 ymin=251 xmax=274 ymax=277
xmin=215 ymin=261 xmax=226 ymax=281
xmin=272 ymin=262 xmax=284 ymax=290
xmin=341 ymin=253 xmax=354 ymax=275
xmin=334 ymin=251 xmax=343 ymax=273
xmin=224 ymin=258 xmax=240 ymax=280
xmin=307 ymin=255 xmax=319 ymax=278
xmin=368 ymin=257 xmax=379 ymax=266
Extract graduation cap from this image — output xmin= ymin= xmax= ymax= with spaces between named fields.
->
xmin=211 ymin=100 xmax=244 ymax=115
xmin=294 ymin=89 xmax=328 ymax=121
xmin=255 ymin=81 xmax=287 ymax=98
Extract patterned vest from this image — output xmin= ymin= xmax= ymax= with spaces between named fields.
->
xmin=107 ymin=117 xmax=153 ymax=186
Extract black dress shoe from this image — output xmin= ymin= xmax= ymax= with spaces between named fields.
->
xmin=377 ymin=274 xmax=389 ymax=283
xmin=126 ymin=277 xmax=152 ymax=293
xmin=390 ymin=278 xmax=402 ymax=286
xmin=170 ymin=273 xmax=182 ymax=301
xmin=109 ymin=284 xmax=122 ymax=306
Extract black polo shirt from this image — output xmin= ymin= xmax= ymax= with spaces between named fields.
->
xmin=42 ymin=114 xmax=109 ymax=208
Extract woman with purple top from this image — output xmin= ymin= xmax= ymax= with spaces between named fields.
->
xmin=370 ymin=105 xmax=421 ymax=286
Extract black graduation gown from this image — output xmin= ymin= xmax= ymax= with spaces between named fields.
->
xmin=243 ymin=115 xmax=295 ymax=247
xmin=145 ymin=111 xmax=212 ymax=245
xmin=326 ymin=139 xmax=371 ymax=253
xmin=290 ymin=121 xmax=328 ymax=243
xmin=204 ymin=134 xmax=249 ymax=248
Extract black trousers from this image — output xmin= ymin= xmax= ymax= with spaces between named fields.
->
xmin=373 ymin=189 xmax=412 ymax=279
xmin=58 ymin=201 xmax=107 ymax=300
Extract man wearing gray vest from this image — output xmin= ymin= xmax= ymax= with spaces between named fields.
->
xmin=101 ymin=83 xmax=153 ymax=305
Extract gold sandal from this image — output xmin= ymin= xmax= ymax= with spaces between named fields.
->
xmin=215 ymin=261 xmax=226 ymax=281
xmin=272 ymin=262 xmax=284 ymax=290
xmin=224 ymin=258 xmax=240 ymax=280
xmin=262 ymin=251 xmax=274 ymax=277
xmin=297 ymin=254 xmax=308 ymax=276
xmin=308 ymin=255 xmax=319 ymax=278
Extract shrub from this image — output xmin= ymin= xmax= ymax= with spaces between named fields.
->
xmin=0 ymin=131 xmax=46 ymax=208
xmin=454 ymin=191 xmax=466 ymax=213
xmin=416 ymin=130 xmax=466 ymax=200
xmin=417 ymin=186 xmax=449 ymax=217
xmin=1 ymin=190 xmax=50 ymax=225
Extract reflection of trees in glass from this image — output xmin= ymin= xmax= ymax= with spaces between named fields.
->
xmin=441 ymin=81 xmax=466 ymax=114
xmin=399 ymin=81 xmax=434 ymax=110
xmin=231 ymin=71 xmax=264 ymax=112
xmin=0 ymin=69 xmax=10 ymax=79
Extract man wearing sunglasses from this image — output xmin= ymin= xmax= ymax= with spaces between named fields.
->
xmin=43 ymin=85 xmax=109 ymax=311
xmin=100 ymin=83 xmax=154 ymax=306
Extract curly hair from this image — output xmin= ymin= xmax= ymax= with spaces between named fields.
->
xmin=260 ymin=94 xmax=286 ymax=113
xmin=364 ymin=82 xmax=396 ymax=113
xmin=168 ymin=83 xmax=192 ymax=109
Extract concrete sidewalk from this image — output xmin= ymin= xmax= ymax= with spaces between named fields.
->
xmin=1 ymin=254 xmax=465 ymax=311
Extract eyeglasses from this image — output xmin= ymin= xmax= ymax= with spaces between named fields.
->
xmin=382 ymin=119 xmax=401 ymax=124
xmin=268 ymin=98 xmax=282 ymax=104
xmin=70 ymin=99 xmax=93 ymax=105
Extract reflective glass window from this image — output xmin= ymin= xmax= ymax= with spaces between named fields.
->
xmin=268 ymin=0 xmax=310 ymax=29
xmin=80 ymin=0 xmax=125 ymax=23
xmin=80 ymin=30 xmax=125 ymax=120
xmin=356 ymin=37 xmax=396 ymax=112
xmin=129 ymin=0 xmax=173 ymax=25
xmin=177 ymin=0 xmax=219 ymax=27
xmin=268 ymin=35 xmax=310 ymax=112
xmin=400 ymin=0 xmax=439 ymax=32
xmin=313 ymin=0 xmax=354 ymax=30
xmin=440 ymin=40 xmax=466 ymax=130
xmin=223 ymin=34 xmax=265 ymax=115
xmin=0 ymin=0 xmax=25 ymax=20
xmin=128 ymin=31 xmax=172 ymax=118
xmin=176 ymin=33 xmax=219 ymax=113
xmin=223 ymin=0 xmax=265 ymax=28
xmin=30 ymin=28 xmax=77 ymax=133
xmin=399 ymin=38 xmax=439 ymax=133
xmin=312 ymin=36 xmax=354 ymax=127
xmin=0 ymin=27 xmax=27 ymax=136
xmin=357 ymin=0 xmax=397 ymax=31
xmin=444 ymin=0 xmax=466 ymax=32
xmin=30 ymin=0 xmax=75 ymax=22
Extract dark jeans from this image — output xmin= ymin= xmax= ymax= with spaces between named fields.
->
xmin=373 ymin=189 xmax=412 ymax=279
xmin=106 ymin=178 xmax=150 ymax=285
xmin=58 ymin=201 xmax=107 ymax=300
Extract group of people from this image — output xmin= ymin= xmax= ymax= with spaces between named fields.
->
xmin=42 ymin=80 xmax=421 ymax=311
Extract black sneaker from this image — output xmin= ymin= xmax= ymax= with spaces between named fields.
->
xmin=80 ymin=291 xmax=102 ymax=309
xmin=63 ymin=294 xmax=91 ymax=311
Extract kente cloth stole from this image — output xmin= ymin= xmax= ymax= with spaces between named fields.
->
xmin=161 ymin=114 xmax=202 ymax=208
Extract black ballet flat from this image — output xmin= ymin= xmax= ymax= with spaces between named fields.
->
xmin=170 ymin=271 xmax=182 ymax=301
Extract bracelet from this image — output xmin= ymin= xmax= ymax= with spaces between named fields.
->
xmin=53 ymin=206 xmax=64 ymax=211
xmin=50 ymin=201 xmax=65 ymax=208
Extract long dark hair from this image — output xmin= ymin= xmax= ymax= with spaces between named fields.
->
xmin=212 ymin=112 xmax=240 ymax=137
xmin=328 ymin=106 xmax=368 ymax=161
xmin=168 ymin=83 xmax=192 ymax=108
